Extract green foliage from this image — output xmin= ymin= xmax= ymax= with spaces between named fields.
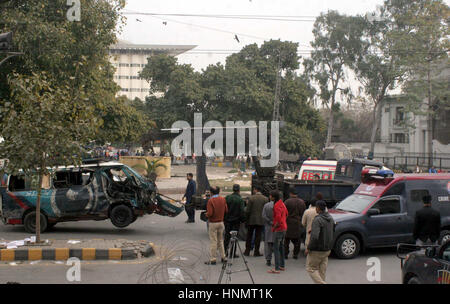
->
xmin=280 ymin=123 xmax=320 ymax=156
xmin=389 ymin=0 xmax=450 ymax=117
xmin=97 ymin=96 xmax=152 ymax=146
xmin=133 ymin=158 xmax=167 ymax=178
xmin=0 ymin=0 xmax=125 ymax=144
xmin=141 ymin=40 xmax=324 ymax=157
xmin=348 ymin=0 xmax=449 ymax=154
xmin=0 ymin=72 xmax=93 ymax=175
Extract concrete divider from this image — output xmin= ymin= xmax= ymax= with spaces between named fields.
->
xmin=0 ymin=245 xmax=154 ymax=261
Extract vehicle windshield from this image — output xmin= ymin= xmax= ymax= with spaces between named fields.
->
xmin=122 ymin=166 xmax=145 ymax=184
xmin=334 ymin=194 xmax=375 ymax=214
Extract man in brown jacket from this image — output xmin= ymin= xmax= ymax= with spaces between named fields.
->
xmin=284 ymin=187 xmax=306 ymax=259
xmin=244 ymin=186 xmax=268 ymax=256
xmin=205 ymin=186 xmax=228 ymax=265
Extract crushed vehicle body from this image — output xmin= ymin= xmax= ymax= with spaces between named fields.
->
xmin=0 ymin=161 xmax=184 ymax=233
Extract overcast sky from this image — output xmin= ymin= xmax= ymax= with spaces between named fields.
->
xmin=119 ymin=0 xmax=389 ymax=71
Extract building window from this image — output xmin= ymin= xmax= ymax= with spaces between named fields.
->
xmin=394 ymin=107 xmax=404 ymax=125
xmin=130 ymin=76 xmax=141 ymax=80
xmin=141 ymin=88 xmax=150 ymax=92
xmin=119 ymin=63 xmax=129 ymax=67
xmin=121 ymin=88 xmax=129 ymax=92
xmin=130 ymin=88 xmax=141 ymax=92
xmin=118 ymin=76 xmax=129 ymax=79
xmin=130 ymin=64 xmax=141 ymax=67
xmin=392 ymin=133 xmax=409 ymax=144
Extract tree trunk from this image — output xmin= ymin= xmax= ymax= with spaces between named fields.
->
xmin=369 ymin=101 xmax=382 ymax=159
xmin=35 ymin=172 xmax=43 ymax=243
xmin=196 ymin=155 xmax=210 ymax=195
xmin=325 ymin=105 xmax=335 ymax=147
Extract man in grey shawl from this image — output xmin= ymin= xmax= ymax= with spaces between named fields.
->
xmin=262 ymin=199 xmax=275 ymax=267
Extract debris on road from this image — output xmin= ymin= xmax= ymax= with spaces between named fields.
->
xmin=168 ymin=268 xmax=185 ymax=283
xmin=67 ymin=240 xmax=81 ymax=244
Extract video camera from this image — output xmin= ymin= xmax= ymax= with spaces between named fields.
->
xmin=192 ymin=193 xmax=210 ymax=210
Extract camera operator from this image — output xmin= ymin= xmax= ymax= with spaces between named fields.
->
xmin=224 ymin=184 xmax=246 ymax=258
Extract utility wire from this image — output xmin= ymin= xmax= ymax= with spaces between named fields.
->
xmin=122 ymin=11 xmax=317 ymax=22
xmin=138 ymin=14 xmax=269 ymax=41
xmin=127 ymin=13 xmax=313 ymax=48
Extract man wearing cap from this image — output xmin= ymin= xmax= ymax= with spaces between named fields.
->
xmin=305 ymin=200 xmax=335 ymax=284
xmin=413 ymin=195 xmax=441 ymax=246
xmin=224 ymin=184 xmax=246 ymax=258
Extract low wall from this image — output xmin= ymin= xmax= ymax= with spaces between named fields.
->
xmin=119 ymin=156 xmax=171 ymax=179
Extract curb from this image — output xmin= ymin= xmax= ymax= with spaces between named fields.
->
xmin=0 ymin=245 xmax=154 ymax=261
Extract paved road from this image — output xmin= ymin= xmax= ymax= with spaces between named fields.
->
xmin=0 ymin=209 xmax=402 ymax=284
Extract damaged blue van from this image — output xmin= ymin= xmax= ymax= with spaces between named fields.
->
xmin=0 ymin=161 xmax=183 ymax=233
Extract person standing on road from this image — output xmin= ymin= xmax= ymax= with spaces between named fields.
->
xmin=305 ymin=201 xmax=335 ymax=284
xmin=413 ymin=195 xmax=441 ymax=246
xmin=183 ymin=173 xmax=196 ymax=223
xmin=284 ymin=187 xmax=306 ymax=260
xmin=224 ymin=184 xmax=246 ymax=258
xmin=429 ymin=166 xmax=438 ymax=173
xmin=244 ymin=187 xmax=268 ymax=256
xmin=262 ymin=197 xmax=275 ymax=266
xmin=205 ymin=186 xmax=228 ymax=265
xmin=268 ymin=190 xmax=288 ymax=274
xmin=302 ymin=193 xmax=321 ymax=250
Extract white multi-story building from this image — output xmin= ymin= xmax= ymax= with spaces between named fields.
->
xmin=109 ymin=40 xmax=196 ymax=100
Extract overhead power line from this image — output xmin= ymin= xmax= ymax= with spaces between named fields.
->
xmin=122 ymin=11 xmax=317 ymax=22
xmin=124 ymin=13 xmax=313 ymax=48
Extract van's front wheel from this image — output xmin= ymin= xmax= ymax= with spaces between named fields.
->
xmin=334 ymin=233 xmax=361 ymax=259
xmin=110 ymin=205 xmax=134 ymax=228
xmin=23 ymin=211 xmax=48 ymax=234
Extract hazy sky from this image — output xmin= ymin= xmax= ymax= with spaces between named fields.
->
xmin=119 ymin=0 xmax=387 ymax=71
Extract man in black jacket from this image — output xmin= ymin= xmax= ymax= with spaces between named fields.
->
xmin=413 ymin=195 xmax=441 ymax=245
xmin=224 ymin=184 xmax=245 ymax=258
xmin=183 ymin=173 xmax=196 ymax=223
xmin=305 ymin=201 xmax=334 ymax=284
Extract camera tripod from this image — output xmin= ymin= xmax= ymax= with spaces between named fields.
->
xmin=218 ymin=230 xmax=255 ymax=284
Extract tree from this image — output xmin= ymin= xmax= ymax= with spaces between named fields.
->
xmin=351 ymin=6 xmax=411 ymax=158
xmin=388 ymin=0 xmax=449 ymax=165
xmin=97 ymin=96 xmax=152 ymax=147
xmin=0 ymin=0 xmax=124 ymax=241
xmin=140 ymin=54 xmax=209 ymax=192
xmin=303 ymin=11 xmax=363 ymax=148
xmin=0 ymin=73 xmax=96 ymax=241
xmin=141 ymin=41 xmax=324 ymax=194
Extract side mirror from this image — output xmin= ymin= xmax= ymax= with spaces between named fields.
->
xmin=425 ymin=247 xmax=436 ymax=258
xmin=367 ymin=208 xmax=380 ymax=216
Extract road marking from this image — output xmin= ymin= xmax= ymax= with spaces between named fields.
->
xmin=0 ymin=258 xmax=157 ymax=267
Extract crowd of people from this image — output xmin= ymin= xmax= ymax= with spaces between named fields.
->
xmin=182 ymin=173 xmax=443 ymax=284
xmin=182 ymin=173 xmax=335 ymax=284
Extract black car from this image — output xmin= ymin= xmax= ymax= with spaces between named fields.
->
xmin=398 ymin=241 xmax=450 ymax=284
